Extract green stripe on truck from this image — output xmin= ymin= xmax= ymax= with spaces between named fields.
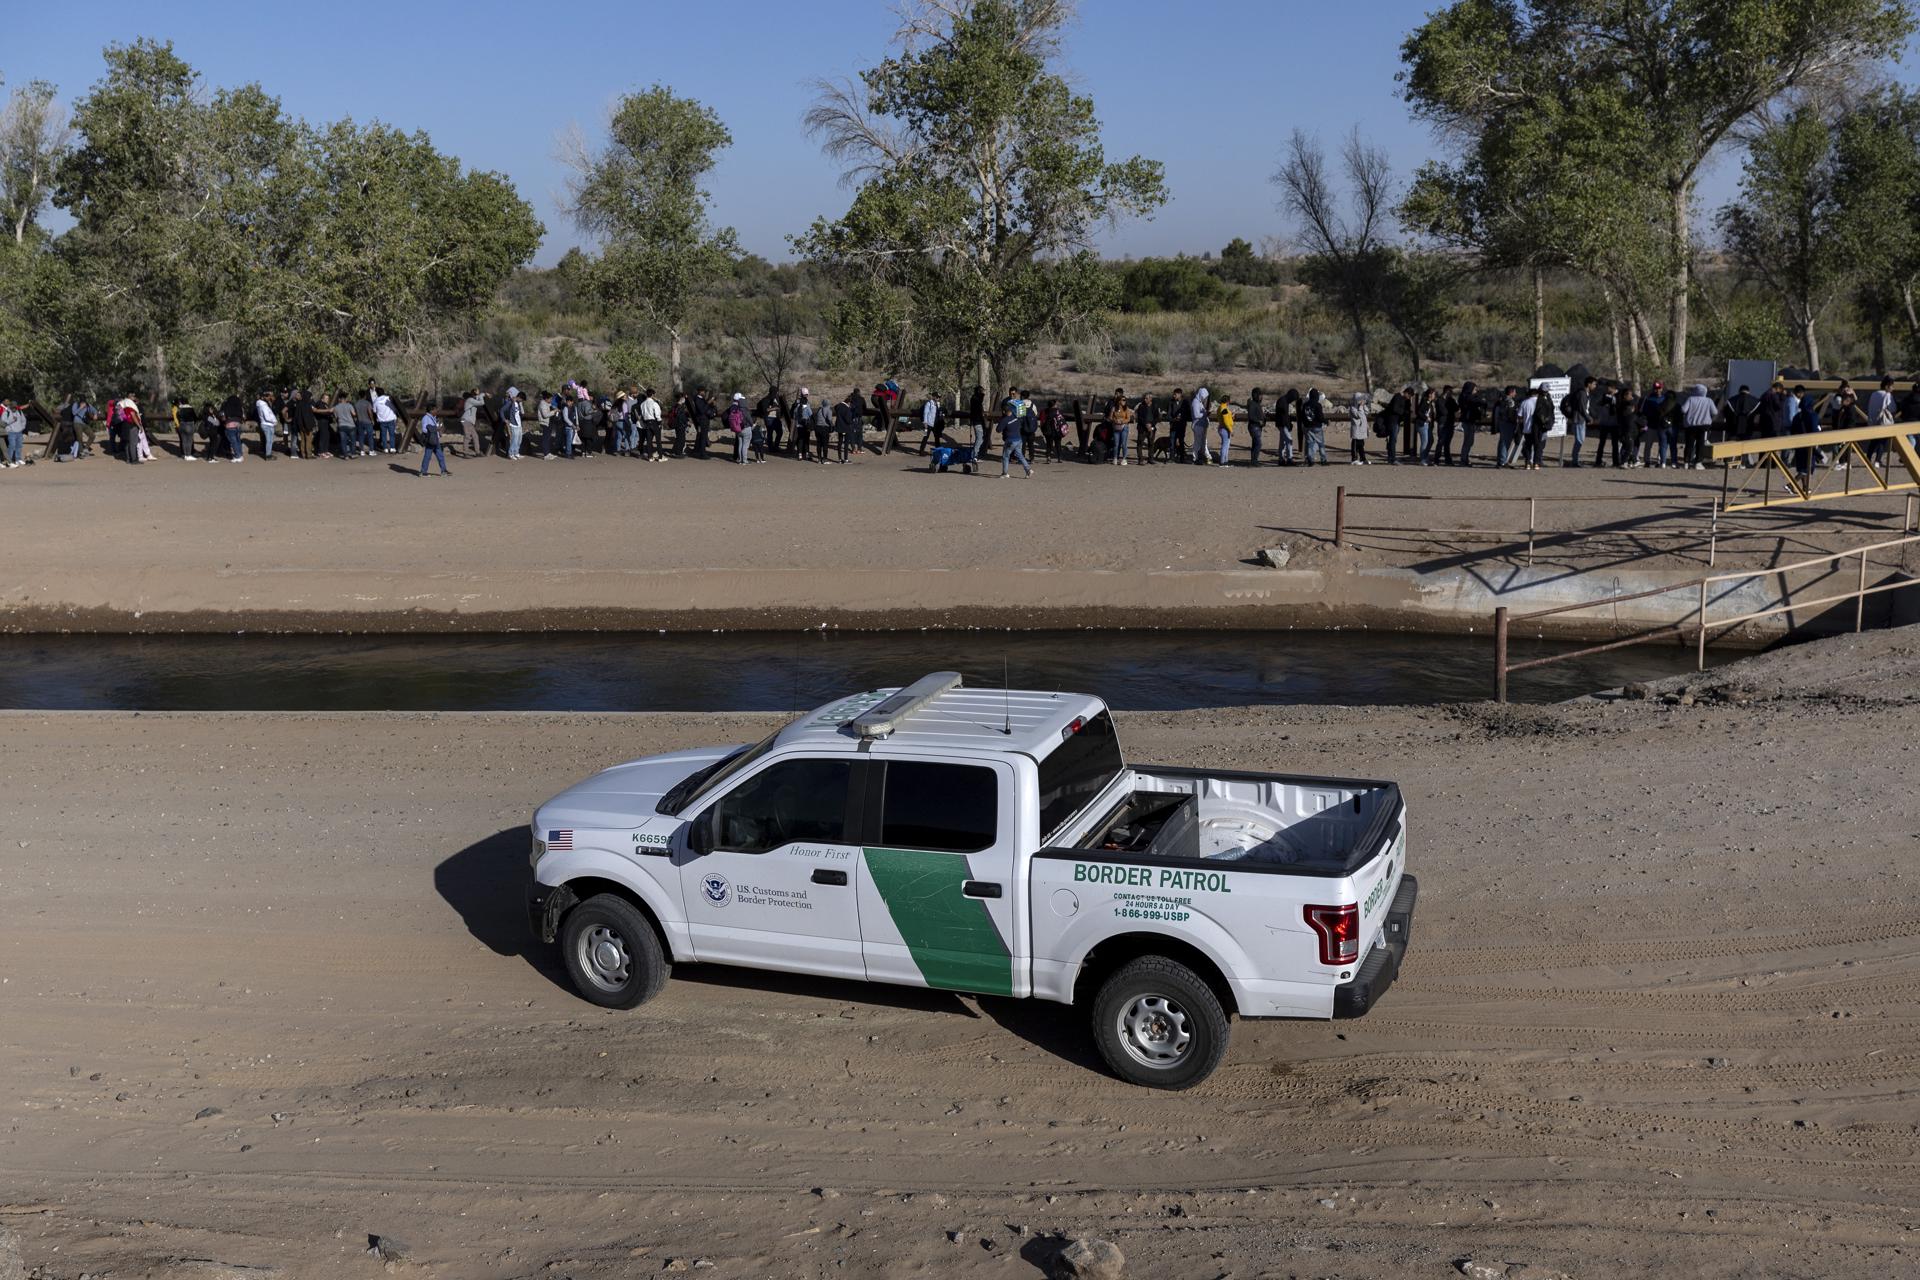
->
xmin=862 ymin=847 xmax=1013 ymax=997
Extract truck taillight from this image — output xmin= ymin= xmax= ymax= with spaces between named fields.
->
xmin=1303 ymin=903 xmax=1359 ymax=966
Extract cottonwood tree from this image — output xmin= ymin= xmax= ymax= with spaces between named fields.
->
xmin=1831 ymin=87 xmax=1920 ymax=361
xmin=561 ymin=87 xmax=739 ymax=394
xmin=1718 ymin=102 xmax=1851 ymax=371
xmin=1273 ymin=129 xmax=1400 ymax=388
xmin=797 ymin=0 xmax=1165 ymax=394
xmin=1403 ymin=0 xmax=1917 ymax=383
xmin=0 ymin=78 xmax=73 ymax=244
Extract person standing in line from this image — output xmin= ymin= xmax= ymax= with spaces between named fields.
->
xmin=686 ymin=387 xmax=710 ymax=458
xmin=725 ymin=392 xmax=751 ymax=464
xmin=1864 ymin=375 xmax=1897 ymax=469
xmin=533 ymin=392 xmax=555 ymax=457
xmin=1276 ymin=388 xmax=1301 ymax=464
xmin=827 ymin=393 xmax=853 ymax=464
xmin=1168 ymin=387 xmax=1189 ymax=463
xmin=1494 ymin=386 xmax=1521 ymax=468
xmin=1134 ymin=391 xmax=1160 ymax=465
xmin=1347 ymin=391 xmax=1370 ymax=464
xmin=502 ymin=387 xmax=525 ymax=459
xmin=1680 ymin=383 xmax=1717 ymax=470
xmin=1188 ymin=387 xmax=1211 ymax=465
xmin=998 ymin=397 xmax=1032 ymax=478
xmin=810 ymin=393 xmax=832 ymax=463
xmin=350 ymin=388 xmax=374 ymax=458
xmin=460 ymin=388 xmax=486 ymax=458
xmin=636 ymin=387 xmax=663 ymax=461
xmin=1299 ymin=387 xmax=1327 ymax=464
xmin=1212 ymin=394 xmax=1233 ymax=466
xmin=219 ymin=393 xmax=245 ymax=463
xmin=0 ymin=398 xmax=25 ymax=468
xmin=174 ymin=399 xmax=199 ymax=460
xmin=255 ymin=390 xmax=280 ymax=460
xmin=1525 ymin=385 xmax=1553 ymax=470
xmin=369 ymin=385 xmax=398 ymax=453
xmin=1564 ymin=376 xmax=1595 ymax=467
xmin=417 ymin=403 xmax=451 ymax=476
xmin=65 ymin=395 xmax=95 ymax=459
xmin=1381 ymin=385 xmax=1411 ymax=465
xmin=123 ymin=397 xmax=152 ymax=463
xmin=1108 ymin=388 xmax=1133 ymax=466
xmin=292 ymin=388 xmax=318 ymax=459
xmin=1414 ymin=387 xmax=1437 ymax=465
xmin=1244 ymin=388 xmax=1264 ymax=466
xmin=329 ymin=390 xmax=357 ymax=459
xmin=1435 ymin=385 xmax=1458 ymax=465
xmin=1455 ymin=381 xmax=1481 ymax=466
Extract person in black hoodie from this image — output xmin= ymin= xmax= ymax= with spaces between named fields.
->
xmin=1168 ymin=387 xmax=1189 ymax=463
xmin=690 ymin=387 xmax=714 ymax=458
xmin=1455 ymin=381 xmax=1481 ymax=466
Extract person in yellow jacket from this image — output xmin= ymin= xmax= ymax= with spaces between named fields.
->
xmin=1212 ymin=396 xmax=1234 ymax=466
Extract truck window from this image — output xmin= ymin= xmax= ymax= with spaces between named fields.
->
xmin=710 ymin=759 xmax=855 ymax=854
xmin=1035 ymin=710 xmax=1124 ymax=844
xmin=879 ymin=761 xmax=997 ymax=853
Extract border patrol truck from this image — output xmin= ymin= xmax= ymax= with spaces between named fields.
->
xmin=527 ymin=673 xmax=1416 ymax=1088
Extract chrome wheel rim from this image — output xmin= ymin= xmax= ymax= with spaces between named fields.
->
xmin=1116 ymin=993 xmax=1191 ymax=1068
xmin=577 ymin=924 xmax=631 ymax=992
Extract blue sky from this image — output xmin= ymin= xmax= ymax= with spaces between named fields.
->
xmin=9 ymin=0 xmax=1917 ymax=266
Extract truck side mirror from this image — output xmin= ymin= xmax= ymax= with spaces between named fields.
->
xmin=686 ymin=812 xmax=714 ymax=857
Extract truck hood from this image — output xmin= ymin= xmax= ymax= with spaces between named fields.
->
xmin=534 ymin=745 xmax=741 ymax=832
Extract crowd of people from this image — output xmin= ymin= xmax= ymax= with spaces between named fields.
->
xmin=4 ymin=373 xmax=1914 ymax=483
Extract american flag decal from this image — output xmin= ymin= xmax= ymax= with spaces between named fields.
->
xmin=547 ymin=829 xmax=573 ymax=851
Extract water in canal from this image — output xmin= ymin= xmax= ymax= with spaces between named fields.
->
xmin=0 ymin=630 xmax=1712 ymax=711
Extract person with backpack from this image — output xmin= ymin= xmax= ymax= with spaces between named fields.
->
xmin=417 ymin=404 xmax=451 ymax=477
xmin=1562 ymin=376 xmax=1595 ymax=467
xmin=812 ymin=394 xmax=834 ymax=463
xmin=1864 ymin=375 xmax=1898 ymax=468
xmin=1301 ymin=387 xmax=1329 ymax=464
xmin=1524 ymin=385 xmax=1553 ymax=470
xmin=723 ymin=392 xmax=751 ymax=464
xmin=173 ymin=400 xmax=200 ymax=461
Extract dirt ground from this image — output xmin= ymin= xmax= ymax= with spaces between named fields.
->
xmin=1 ymin=440 xmax=1914 ymax=632
xmin=2 ymin=626 xmax=1917 ymax=1278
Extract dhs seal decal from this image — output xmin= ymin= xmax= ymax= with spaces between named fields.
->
xmin=700 ymin=873 xmax=732 ymax=907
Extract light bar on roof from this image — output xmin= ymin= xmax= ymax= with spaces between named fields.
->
xmin=848 ymin=671 xmax=964 ymax=738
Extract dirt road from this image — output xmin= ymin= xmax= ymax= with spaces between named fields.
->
xmin=3 ymin=631 xmax=1918 ymax=1277
xmin=3 ymin=446 xmax=1912 ymax=633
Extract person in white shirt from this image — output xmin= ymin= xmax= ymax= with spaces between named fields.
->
xmin=637 ymin=388 xmax=663 ymax=461
xmin=371 ymin=385 xmax=399 ymax=453
xmin=918 ymin=392 xmax=942 ymax=455
xmin=255 ymin=393 xmax=280 ymax=460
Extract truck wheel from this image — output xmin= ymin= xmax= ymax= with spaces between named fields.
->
xmin=559 ymin=894 xmax=669 ymax=1010
xmin=1090 ymin=956 xmax=1229 ymax=1090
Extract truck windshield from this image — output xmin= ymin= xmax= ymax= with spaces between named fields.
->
xmin=655 ymin=721 xmax=791 ymax=815
xmin=1035 ymin=710 xmax=1124 ymax=844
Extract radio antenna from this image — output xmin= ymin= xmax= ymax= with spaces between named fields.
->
xmin=1002 ymin=657 xmax=1012 ymax=735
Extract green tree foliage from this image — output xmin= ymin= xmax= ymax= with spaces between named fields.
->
xmin=1717 ymin=103 xmax=1850 ymax=370
xmin=1118 ymin=257 xmax=1234 ymax=313
xmin=561 ymin=86 xmax=740 ymax=393
xmin=1401 ymin=0 xmax=1917 ymax=382
xmin=42 ymin=40 xmax=540 ymax=400
xmin=1830 ymin=87 xmax=1920 ymax=361
xmin=1 ymin=77 xmax=73 ymax=244
xmin=798 ymin=0 xmax=1165 ymax=393
xmin=1212 ymin=237 xmax=1282 ymax=287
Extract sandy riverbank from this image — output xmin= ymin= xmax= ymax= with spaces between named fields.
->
xmin=2 ymin=627 xmax=1916 ymax=1278
xmin=1 ymin=445 xmax=1913 ymax=633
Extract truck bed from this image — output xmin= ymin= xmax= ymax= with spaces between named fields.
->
xmin=1056 ymin=765 xmax=1402 ymax=877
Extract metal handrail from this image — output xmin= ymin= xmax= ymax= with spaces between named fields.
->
xmin=1491 ymin=530 xmax=1920 ymax=701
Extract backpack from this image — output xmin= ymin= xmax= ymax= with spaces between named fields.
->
xmin=724 ymin=404 xmax=746 ymax=433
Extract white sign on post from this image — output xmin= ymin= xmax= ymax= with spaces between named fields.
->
xmin=1528 ymin=375 xmax=1572 ymax=438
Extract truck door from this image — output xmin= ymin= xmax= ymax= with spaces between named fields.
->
xmin=856 ymin=757 xmax=1025 ymax=998
xmin=679 ymin=755 xmax=866 ymax=980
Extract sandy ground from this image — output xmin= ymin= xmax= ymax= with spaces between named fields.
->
xmin=2 ymin=441 xmax=1914 ymax=632
xmin=2 ymin=627 xmax=1917 ymax=1278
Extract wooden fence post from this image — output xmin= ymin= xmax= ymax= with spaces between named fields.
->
xmin=1493 ymin=606 xmax=1509 ymax=704
xmin=1334 ymin=486 xmax=1347 ymax=549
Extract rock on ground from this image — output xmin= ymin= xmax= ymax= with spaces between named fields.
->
xmin=1054 ymin=1235 xmax=1125 ymax=1280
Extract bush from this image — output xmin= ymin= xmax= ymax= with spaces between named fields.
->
xmin=1120 ymin=257 xmax=1235 ymax=313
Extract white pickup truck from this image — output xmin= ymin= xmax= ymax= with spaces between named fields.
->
xmin=526 ymin=673 xmax=1415 ymax=1088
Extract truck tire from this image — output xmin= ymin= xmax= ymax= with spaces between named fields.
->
xmin=559 ymin=894 xmax=669 ymax=1010
xmin=1089 ymin=956 xmax=1229 ymax=1090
